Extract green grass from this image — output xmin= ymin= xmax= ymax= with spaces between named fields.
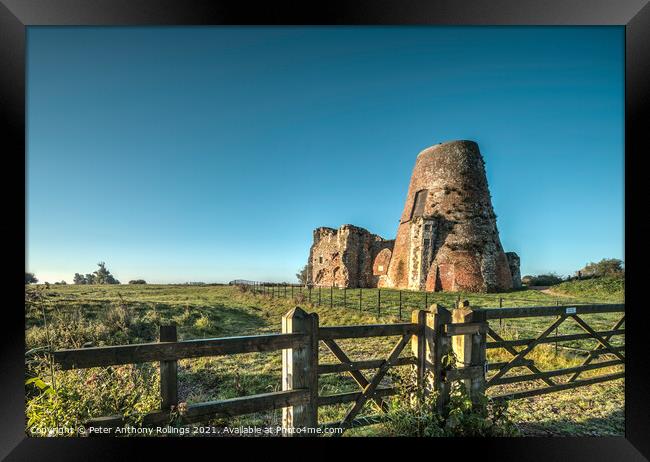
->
xmin=550 ymin=275 xmax=625 ymax=303
xmin=25 ymin=283 xmax=624 ymax=437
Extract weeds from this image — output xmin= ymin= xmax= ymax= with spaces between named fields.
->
xmin=382 ymin=368 xmax=518 ymax=437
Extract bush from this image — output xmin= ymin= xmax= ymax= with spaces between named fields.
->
xmin=194 ymin=314 xmax=212 ymax=331
xmin=578 ymin=258 xmax=624 ymax=278
xmin=129 ymin=279 xmax=147 ymax=285
xmin=296 ymin=265 xmax=309 ymax=285
xmin=26 ymin=363 xmax=160 ymax=435
xmin=25 ymin=272 xmax=38 ymax=284
xmin=105 ymin=304 xmax=132 ymax=333
xmin=522 ymin=273 xmax=563 ymax=286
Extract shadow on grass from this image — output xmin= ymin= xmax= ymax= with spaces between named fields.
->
xmin=170 ymin=304 xmax=269 ymax=339
xmin=515 ymin=408 xmax=624 ymax=436
xmin=178 ymin=369 xmax=282 ymax=404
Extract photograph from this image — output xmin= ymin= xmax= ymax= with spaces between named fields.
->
xmin=21 ymin=24 xmax=627 ymax=440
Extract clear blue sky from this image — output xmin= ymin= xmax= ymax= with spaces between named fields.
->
xmin=26 ymin=26 xmax=624 ymax=284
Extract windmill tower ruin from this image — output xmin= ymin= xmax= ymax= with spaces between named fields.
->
xmin=382 ymin=140 xmax=515 ymax=292
xmin=307 ymin=140 xmax=520 ymax=293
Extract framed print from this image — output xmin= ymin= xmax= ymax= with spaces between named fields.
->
xmin=3 ymin=0 xmax=648 ymax=460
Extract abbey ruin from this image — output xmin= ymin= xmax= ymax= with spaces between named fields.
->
xmin=307 ymin=140 xmax=521 ymax=293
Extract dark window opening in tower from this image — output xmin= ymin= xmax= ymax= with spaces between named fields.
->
xmin=422 ymin=239 xmax=431 ymax=257
xmin=319 ymin=256 xmax=323 ymax=264
xmin=411 ymin=189 xmax=428 ymax=219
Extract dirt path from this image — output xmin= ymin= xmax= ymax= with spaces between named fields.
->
xmin=528 ymin=286 xmax=574 ymax=298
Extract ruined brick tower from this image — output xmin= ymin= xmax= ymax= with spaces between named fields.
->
xmin=307 ymin=140 xmax=521 ymax=292
xmin=308 ymin=225 xmax=394 ymax=288
xmin=383 ymin=140 xmax=514 ymax=292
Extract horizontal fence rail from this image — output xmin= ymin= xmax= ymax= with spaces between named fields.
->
xmin=87 ymin=389 xmax=310 ymax=428
xmin=486 ymin=329 xmax=625 ymax=349
xmin=318 ymin=323 xmax=418 ymax=340
xmin=479 ymin=303 xmax=624 ymax=320
xmin=318 ymin=356 xmax=416 ymax=375
xmin=489 ymin=359 xmax=623 ymax=386
xmin=53 ymin=333 xmax=309 ymax=370
xmin=491 ymin=372 xmax=625 ymax=401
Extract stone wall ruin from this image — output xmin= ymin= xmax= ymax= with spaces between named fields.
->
xmin=308 ymin=225 xmax=394 ymax=288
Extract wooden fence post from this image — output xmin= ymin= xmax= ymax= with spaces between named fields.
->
xmin=159 ymin=325 xmax=178 ymax=411
xmin=412 ymin=305 xmax=452 ymax=415
xmin=451 ymin=301 xmax=487 ymax=405
xmin=429 ymin=305 xmax=452 ymax=414
xmin=411 ymin=310 xmax=427 ymax=391
xmin=282 ymin=307 xmax=318 ymax=436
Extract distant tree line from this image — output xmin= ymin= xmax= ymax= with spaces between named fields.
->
xmin=25 ymin=272 xmax=38 ymax=284
xmin=522 ymin=258 xmax=624 ymax=287
xmin=25 ymin=272 xmax=66 ymax=285
xmin=73 ymin=262 xmax=120 ymax=285
xmin=128 ymin=279 xmax=147 ymax=284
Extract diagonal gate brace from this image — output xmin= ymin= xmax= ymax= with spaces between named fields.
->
xmin=333 ymin=334 xmax=410 ymax=436
xmin=486 ymin=327 xmax=556 ymax=388
xmin=487 ymin=315 xmax=568 ymax=388
xmin=322 ymin=338 xmax=389 ymax=413
xmin=569 ymin=315 xmax=624 ymax=382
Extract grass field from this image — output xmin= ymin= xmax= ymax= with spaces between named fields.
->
xmin=550 ymin=275 xmax=625 ymax=303
xmin=25 ymin=282 xmax=624 ymax=437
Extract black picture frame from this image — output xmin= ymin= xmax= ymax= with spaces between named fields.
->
xmin=3 ymin=0 xmax=648 ymax=460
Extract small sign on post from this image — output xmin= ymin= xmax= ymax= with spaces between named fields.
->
xmin=565 ymin=307 xmax=577 ymax=314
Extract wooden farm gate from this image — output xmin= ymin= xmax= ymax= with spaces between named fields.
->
xmin=50 ymin=302 xmax=624 ymax=436
xmin=480 ymin=303 xmax=625 ymax=400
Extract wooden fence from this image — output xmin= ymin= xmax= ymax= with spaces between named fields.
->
xmin=238 ymin=281 xmax=588 ymax=319
xmin=481 ymin=303 xmax=625 ymax=400
xmin=50 ymin=302 xmax=624 ymax=436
